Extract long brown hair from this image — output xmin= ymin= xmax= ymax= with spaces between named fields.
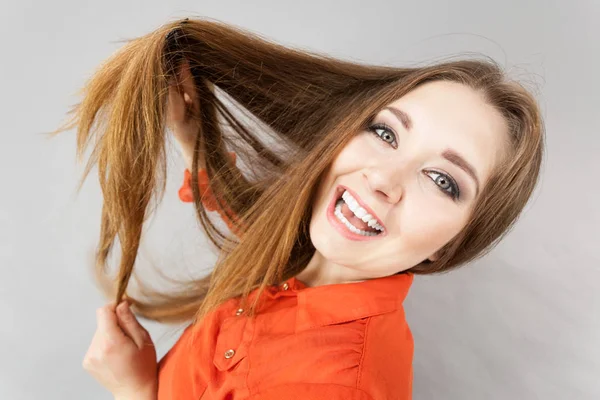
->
xmin=49 ymin=16 xmax=545 ymax=326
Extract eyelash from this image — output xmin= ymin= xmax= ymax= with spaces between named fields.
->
xmin=366 ymin=123 xmax=461 ymax=201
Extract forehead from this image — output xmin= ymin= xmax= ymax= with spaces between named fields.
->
xmin=387 ymin=80 xmax=509 ymax=183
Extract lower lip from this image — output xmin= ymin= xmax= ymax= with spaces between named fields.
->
xmin=326 ymin=186 xmax=387 ymax=242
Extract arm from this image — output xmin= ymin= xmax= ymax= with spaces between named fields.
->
xmin=180 ymin=140 xmax=197 ymax=173
xmin=167 ymin=59 xmax=203 ymax=173
xmin=176 ymin=136 xmax=203 ymax=173
xmin=114 ymin=385 xmax=157 ymax=400
xmin=168 ymin=59 xmax=240 ymax=234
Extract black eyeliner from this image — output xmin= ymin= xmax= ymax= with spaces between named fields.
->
xmin=367 ymin=123 xmax=462 ymax=201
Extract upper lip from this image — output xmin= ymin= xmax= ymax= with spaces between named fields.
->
xmin=338 ymin=185 xmax=385 ymax=230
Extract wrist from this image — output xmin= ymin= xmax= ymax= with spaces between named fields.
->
xmin=178 ymin=140 xmax=204 ymax=172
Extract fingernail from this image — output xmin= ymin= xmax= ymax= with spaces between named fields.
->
xmin=118 ymin=301 xmax=128 ymax=312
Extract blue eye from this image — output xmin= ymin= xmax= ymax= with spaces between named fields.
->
xmin=367 ymin=123 xmax=397 ymax=148
xmin=367 ymin=122 xmax=461 ymax=201
xmin=426 ymin=170 xmax=461 ymax=200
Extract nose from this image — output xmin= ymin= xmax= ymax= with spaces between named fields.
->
xmin=363 ymin=168 xmax=403 ymax=204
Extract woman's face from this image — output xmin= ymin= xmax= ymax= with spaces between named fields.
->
xmin=302 ymin=80 xmax=510 ymax=286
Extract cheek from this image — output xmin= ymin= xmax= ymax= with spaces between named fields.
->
xmin=330 ymin=133 xmax=377 ymax=171
xmin=310 ymin=136 xmax=367 ymax=211
xmin=399 ymin=201 xmax=468 ymax=253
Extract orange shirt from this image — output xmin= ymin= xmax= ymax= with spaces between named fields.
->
xmin=158 ymin=166 xmax=415 ymax=399
xmin=177 ymin=152 xmax=241 ymax=235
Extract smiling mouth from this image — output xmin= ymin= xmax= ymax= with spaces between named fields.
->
xmin=331 ymin=186 xmax=385 ymax=236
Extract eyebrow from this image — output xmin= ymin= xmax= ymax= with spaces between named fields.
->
xmin=382 ymin=106 xmax=481 ymax=197
xmin=383 ymin=106 xmax=413 ymax=131
xmin=442 ymin=149 xmax=480 ymax=197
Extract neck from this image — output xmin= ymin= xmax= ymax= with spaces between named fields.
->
xmin=294 ymin=250 xmax=366 ymax=287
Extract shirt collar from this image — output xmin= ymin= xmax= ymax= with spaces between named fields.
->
xmin=262 ymin=273 xmax=414 ymax=332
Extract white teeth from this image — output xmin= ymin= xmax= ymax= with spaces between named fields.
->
xmin=334 ymin=201 xmax=380 ymax=236
xmin=340 ymin=190 xmax=384 ymax=232
xmin=353 ymin=206 xmax=367 ymax=219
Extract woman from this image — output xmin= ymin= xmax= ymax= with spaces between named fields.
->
xmin=53 ymin=17 xmax=545 ymax=400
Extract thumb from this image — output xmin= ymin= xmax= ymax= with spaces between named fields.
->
xmin=177 ymin=61 xmax=200 ymax=117
xmin=115 ymin=301 xmax=151 ymax=349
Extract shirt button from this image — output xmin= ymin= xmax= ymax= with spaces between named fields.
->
xmin=235 ymin=308 xmax=244 ymax=316
xmin=224 ymin=349 xmax=235 ymax=359
xmin=282 ymin=282 xmax=289 ymax=290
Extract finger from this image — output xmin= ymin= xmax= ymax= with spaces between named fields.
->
xmin=178 ymin=61 xmax=196 ymax=101
xmin=96 ymin=303 xmax=126 ymax=341
xmin=167 ymin=68 xmax=198 ymax=124
xmin=116 ymin=301 xmax=150 ymax=349
xmin=178 ymin=61 xmax=200 ymax=115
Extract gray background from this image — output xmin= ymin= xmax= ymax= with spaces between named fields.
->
xmin=1 ymin=0 xmax=598 ymax=399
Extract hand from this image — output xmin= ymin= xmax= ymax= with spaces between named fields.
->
xmin=83 ymin=301 xmax=158 ymax=399
xmin=166 ymin=60 xmax=201 ymax=147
